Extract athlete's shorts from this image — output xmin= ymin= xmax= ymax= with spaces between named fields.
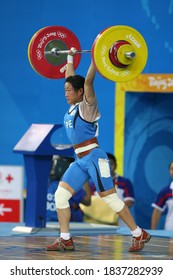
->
xmin=61 ymin=148 xmax=114 ymax=193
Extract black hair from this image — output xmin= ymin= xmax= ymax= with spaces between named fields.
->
xmin=65 ymin=75 xmax=85 ymax=92
xmin=106 ymin=152 xmax=117 ymax=166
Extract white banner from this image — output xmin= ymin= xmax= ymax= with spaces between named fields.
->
xmin=0 ymin=165 xmax=24 ymax=222
xmin=0 ymin=260 xmax=171 ymax=280
xmin=0 ymin=165 xmax=24 ymax=199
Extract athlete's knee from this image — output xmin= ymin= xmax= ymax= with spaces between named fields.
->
xmin=55 ymin=186 xmax=72 ymax=209
xmin=101 ymin=193 xmax=125 ymax=212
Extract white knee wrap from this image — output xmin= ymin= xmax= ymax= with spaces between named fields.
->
xmin=55 ymin=186 xmax=72 ymax=209
xmin=102 ymin=193 xmax=125 ymax=212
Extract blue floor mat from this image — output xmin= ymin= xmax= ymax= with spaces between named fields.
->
xmin=0 ymin=222 xmax=173 ymax=238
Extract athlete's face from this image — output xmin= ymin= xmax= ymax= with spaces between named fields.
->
xmin=64 ymin=82 xmax=83 ymax=105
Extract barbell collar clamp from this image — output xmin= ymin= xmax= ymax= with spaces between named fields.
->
xmin=124 ymin=52 xmax=136 ymax=58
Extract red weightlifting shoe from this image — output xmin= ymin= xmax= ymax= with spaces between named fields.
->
xmin=46 ymin=237 xmax=75 ymax=251
xmin=128 ymin=229 xmax=151 ymax=252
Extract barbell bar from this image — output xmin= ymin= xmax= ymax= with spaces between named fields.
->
xmin=28 ymin=25 xmax=148 ymax=82
xmin=45 ymin=48 xmax=136 ymax=59
xmin=49 ymin=49 xmax=91 ymax=55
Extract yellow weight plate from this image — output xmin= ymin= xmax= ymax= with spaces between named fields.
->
xmin=92 ymin=25 xmax=148 ymax=82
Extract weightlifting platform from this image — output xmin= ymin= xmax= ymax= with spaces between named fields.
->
xmin=0 ymin=222 xmax=172 ymax=260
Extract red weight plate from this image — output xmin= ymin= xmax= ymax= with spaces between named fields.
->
xmin=28 ymin=26 xmax=81 ymax=79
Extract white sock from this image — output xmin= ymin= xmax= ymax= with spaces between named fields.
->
xmin=60 ymin=232 xmax=71 ymax=240
xmin=131 ymin=226 xmax=142 ymax=237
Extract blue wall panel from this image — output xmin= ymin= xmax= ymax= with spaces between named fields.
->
xmin=124 ymin=92 xmax=173 ymax=228
xmin=1 ymin=0 xmax=173 ymax=166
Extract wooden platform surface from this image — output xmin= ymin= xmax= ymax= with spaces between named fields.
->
xmin=0 ymin=234 xmax=172 ymax=260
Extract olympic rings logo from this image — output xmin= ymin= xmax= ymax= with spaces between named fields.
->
xmin=36 ymin=49 xmax=42 ymax=60
xmin=120 ymin=70 xmax=131 ymax=77
xmin=57 ymin=32 xmax=67 ymax=38
xmin=100 ymin=45 xmax=107 ymax=56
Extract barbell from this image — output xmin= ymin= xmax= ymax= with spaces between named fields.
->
xmin=28 ymin=25 xmax=148 ymax=82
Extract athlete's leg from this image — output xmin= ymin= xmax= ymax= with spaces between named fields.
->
xmin=98 ymin=188 xmax=151 ymax=251
xmin=46 ymin=161 xmax=89 ymax=251
xmin=85 ymin=150 xmax=151 ymax=252
xmin=116 ymin=204 xmax=137 ymax=231
xmin=55 ymin=182 xmax=75 ymax=235
xmin=99 ymin=189 xmax=138 ymax=231
xmin=56 ymin=161 xmax=89 ymax=234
